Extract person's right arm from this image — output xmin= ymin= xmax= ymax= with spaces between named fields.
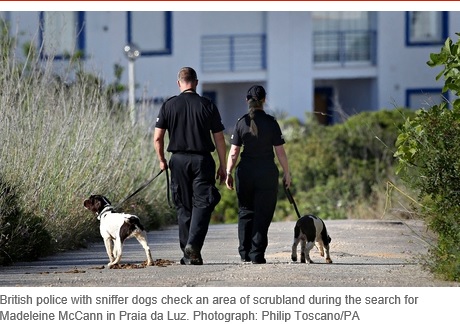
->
xmin=153 ymin=127 xmax=168 ymax=170
xmin=225 ymin=144 xmax=241 ymax=190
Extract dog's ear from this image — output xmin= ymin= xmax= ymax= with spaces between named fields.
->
xmin=83 ymin=199 xmax=91 ymax=209
xmin=93 ymin=198 xmax=102 ymax=211
xmin=83 ymin=196 xmax=102 ymax=214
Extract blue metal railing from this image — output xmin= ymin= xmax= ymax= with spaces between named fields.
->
xmin=313 ymin=30 xmax=377 ymax=66
xmin=201 ymin=34 xmax=266 ymax=72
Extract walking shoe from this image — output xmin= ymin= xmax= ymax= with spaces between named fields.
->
xmin=180 ymin=257 xmax=197 ymax=265
xmin=241 ymin=257 xmax=251 ymax=262
xmin=184 ymin=245 xmax=203 ymax=265
xmin=180 ymin=256 xmax=203 ymax=265
xmin=251 ymin=258 xmax=266 ymax=264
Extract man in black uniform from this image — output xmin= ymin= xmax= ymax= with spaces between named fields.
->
xmin=154 ymin=67 xmax=227 ymax=265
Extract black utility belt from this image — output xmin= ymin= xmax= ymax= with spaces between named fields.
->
xmin=172 ymin=151 xmax=211 ymax=156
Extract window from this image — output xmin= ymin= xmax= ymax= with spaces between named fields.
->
xmin=127 ymin=12 xmax=172 ymax=56
xmin=40 ymin=12 xmax=85 ymax=59
xmin=406 ymin=12 xmax=447 ymax=46
xmin=312 ymin=12 xmax=376 ymax=65
xmin=406 ymin=89 xmax=446 ymax=109
xmin=201 ymin=34 xmax=266 ymax=72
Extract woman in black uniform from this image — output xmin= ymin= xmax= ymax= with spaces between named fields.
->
xmin=225 ymin=85 xmax=291 ymax=264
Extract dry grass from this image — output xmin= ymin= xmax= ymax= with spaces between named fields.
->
xmin=0 ymin=40 xmax=172 ymax=263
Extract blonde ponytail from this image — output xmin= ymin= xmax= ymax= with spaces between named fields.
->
xmin=246 ymin=85 xmax=266 ymax=137
xmin=248 ymin=105 xmax=258 ymax=137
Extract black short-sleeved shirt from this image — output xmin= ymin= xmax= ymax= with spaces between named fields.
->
xmin=156 ymin=92 xmax=225 ymax=153
xmin=230 ymin=110 xmax=285 ymax=160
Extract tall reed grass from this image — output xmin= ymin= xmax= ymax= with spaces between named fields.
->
xmin=0 ymin=34 xmax=173 ymax=265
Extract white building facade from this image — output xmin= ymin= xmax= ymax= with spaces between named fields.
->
xmin=1 ymin=11 xmax=457 ymax=127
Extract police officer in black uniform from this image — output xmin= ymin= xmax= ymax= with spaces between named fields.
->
xmin=226 ymin=85 xmax=291 ymax=264
xmin=154 ymin=67 xmax=227 ymax=265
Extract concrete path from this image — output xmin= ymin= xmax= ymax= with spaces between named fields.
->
xmin=0 ymin=220 xmax=458 ymax=287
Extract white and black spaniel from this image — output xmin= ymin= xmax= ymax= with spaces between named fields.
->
xmin=83 ymin=195 xmax=153 ymax=268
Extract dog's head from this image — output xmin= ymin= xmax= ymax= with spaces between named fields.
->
xmin=83 ymin=195 xmax=112 ymax=215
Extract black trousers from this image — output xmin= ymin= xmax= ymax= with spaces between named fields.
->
xmin=169 ymin=152 xmax=221 ymax=255
xmin=235 ymin=159 xmax=279 ymax=262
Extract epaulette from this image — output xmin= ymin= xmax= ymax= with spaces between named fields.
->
xmin=266 ymin=113 xmax=277 ymax=121
xmin=164 ymin=95 xmax=177 ymax=103
xmin=200 ymin=96 xmax=213 ymax=105
xmin=237 ymin=113 xmax=249 ymax=122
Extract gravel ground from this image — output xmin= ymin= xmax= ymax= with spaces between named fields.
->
xmin=0 ymin=219 xmax=458 ymax=287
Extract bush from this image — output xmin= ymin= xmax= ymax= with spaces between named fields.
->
xmin=213 ymin=108 xmax=414 ymax=223
xmin=282 ymin=109 xmax=414 ymax=220
xmin=0 ymin=177 xmax=52 ymax=265
xmin=394 ymin=35 xmax=460 ymax=281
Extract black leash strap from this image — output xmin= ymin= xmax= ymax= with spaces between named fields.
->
xmin=284 ymin=186 xmax=302 ymax=219
xmin=114 ymin=169 xmax=171 ymax=210
xmin=165 ymin=168 xmax=172 ymax=208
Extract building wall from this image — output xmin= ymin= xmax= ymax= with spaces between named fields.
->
xmin=377 ymin=12 xmax=435 ymax=109
xmin=266 ymin=12 xmax=313 ymax=121
xmin=2 ymin=11 xmax=457 ymax=127
xmin=377 ymin=12 xmax=459 ymax=110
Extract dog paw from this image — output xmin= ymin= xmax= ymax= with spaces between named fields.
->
xmin=291 ymin=256 xmax=297 ymax=262
xmin=107 ymin=262 xmax=118 ymax=269
xmin=326 ymin=258 xmax=333 ymax=264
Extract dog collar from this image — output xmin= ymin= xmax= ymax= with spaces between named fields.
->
xmin=97 ymin=206 xmax=114 ymax=220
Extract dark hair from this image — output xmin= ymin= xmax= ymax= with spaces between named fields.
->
xmin=246 ymin=85 xmax=266 ymax=137
xmin=246 ymin=85 xmax=266 ymax=102
xmin=178 ymin=67 xmax=198 ymax=82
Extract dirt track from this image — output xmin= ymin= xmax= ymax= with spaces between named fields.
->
xmin=0 ymin=220 xmax=458 ymax=287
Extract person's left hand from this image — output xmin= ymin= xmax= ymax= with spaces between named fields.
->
xmin=225 ymin=174 xmax=234 ymax=190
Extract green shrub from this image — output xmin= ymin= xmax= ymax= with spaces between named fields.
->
xmin=394 ymin=35 xmax=460 ymax=281
xmin=0 ymin=177 xmax=52 ymax=265
xmin=283 ymin=109 xmax=413 ymax=220
xmin=213 ymin=108 xmax=413 ymax=223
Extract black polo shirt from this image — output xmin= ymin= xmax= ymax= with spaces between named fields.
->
xmin=230 ymin=110 xmax=285 ymax=160
xmin=156 ymin=92 xmax=225 ymax=153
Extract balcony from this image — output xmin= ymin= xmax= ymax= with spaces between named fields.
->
xmin=313 ymin=30 xmax=377 ymax=66
xmin=201 ymin=34 xmax=266 ymax=73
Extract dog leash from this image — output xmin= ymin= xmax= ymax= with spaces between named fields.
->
xmin=113 ymin=168 xmax=172 ymax=211
xmin=284 ymin=186 xmax=302 ymax=219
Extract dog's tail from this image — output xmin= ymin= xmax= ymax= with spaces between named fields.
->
xmin=319 ymin=218 xmax=331 ymax=245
